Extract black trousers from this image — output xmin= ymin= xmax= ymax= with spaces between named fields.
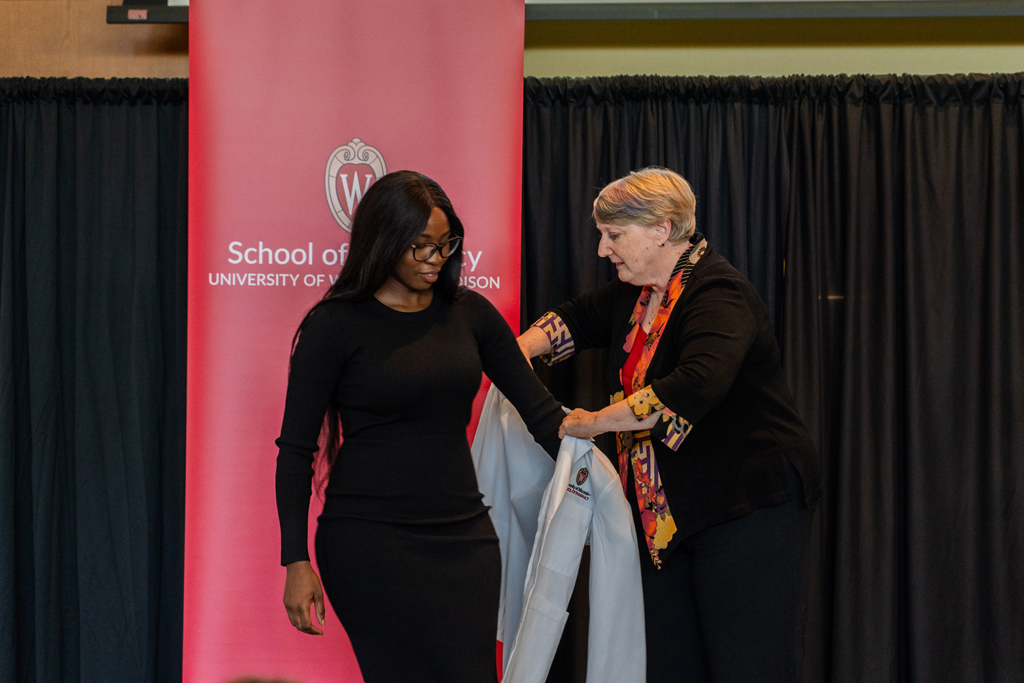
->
xmin=639 ymin=460 xmax=814 ymax=683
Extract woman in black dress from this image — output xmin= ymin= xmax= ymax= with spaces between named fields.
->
xmin=276 ymin=171 xmax=564 ymax=682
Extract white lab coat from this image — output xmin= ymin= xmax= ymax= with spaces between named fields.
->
xmin=471 ymin=386 xmax=646 ymax=683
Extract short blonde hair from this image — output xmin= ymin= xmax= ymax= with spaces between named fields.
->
xmin=592 ymin=167 xmax=696 ymax=243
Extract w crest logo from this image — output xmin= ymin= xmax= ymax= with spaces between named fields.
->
xmin=325 ymin=138 xmax=387 ymax=232
xmin=576 ymin=468 xmax=589 ymax=486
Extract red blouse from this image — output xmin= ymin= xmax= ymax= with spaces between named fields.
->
xmin=620 ymin=326 xmax=648 ymax=391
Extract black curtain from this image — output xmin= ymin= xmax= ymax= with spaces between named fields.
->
xmin=2 ymin=72 xmax=1021 ymax=683
xmin=522 ymin=75 xmax=1024 ymax=683
xmin=0 ymin=78 xmax=188 ymax=683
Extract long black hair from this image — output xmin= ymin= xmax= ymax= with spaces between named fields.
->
xmin=292 ymin=170 xmax=465 ymax=476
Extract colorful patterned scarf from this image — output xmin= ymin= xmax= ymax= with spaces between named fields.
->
xmin=615 ymin=237 xmax=706 ymax=568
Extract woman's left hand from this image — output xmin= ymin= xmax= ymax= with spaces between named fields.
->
xmin=559 ymin=408 xmax=601 ymax=439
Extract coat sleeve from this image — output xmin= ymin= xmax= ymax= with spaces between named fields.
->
xmin=587 ymin=448 xmax=646 ymax=683
xmin=503 ymin=440 xmax=591 ymax=683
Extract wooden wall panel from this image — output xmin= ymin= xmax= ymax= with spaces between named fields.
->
xmin=0 ymin=0 xmax=187 ymax=78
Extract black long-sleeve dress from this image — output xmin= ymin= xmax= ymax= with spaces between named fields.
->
xmin=275 ymin=289 xmax=564 ymax=683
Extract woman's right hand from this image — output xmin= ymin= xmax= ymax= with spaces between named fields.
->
xmin=284 ymin=560 xmax=326 ymax=635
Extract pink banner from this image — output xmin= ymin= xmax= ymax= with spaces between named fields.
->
xmin=185 ymin=2 xmax=525 ymax=681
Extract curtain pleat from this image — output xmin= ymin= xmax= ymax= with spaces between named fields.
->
xmin=523 ymin=73 xmax=1024 ymax=683
xmin=0 ymin=77 xmax=187 ymax=683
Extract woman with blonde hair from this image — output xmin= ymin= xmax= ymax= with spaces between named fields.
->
xmin=518 ymin=166 xmax=821 ymax=682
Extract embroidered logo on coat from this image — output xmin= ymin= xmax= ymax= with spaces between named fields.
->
xmin=567 ymin=467 xmax=592 ymax=501
xmin=576 ymin=467 xmax=589 ymax=486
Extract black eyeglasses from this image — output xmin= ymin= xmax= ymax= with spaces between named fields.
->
xmin=411 ymin=237 xmax=461 ymax=262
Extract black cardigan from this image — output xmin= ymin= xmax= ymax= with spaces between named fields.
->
xmin=552 ymin=245 xmax=821 ymax=555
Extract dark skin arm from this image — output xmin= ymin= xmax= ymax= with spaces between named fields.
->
xmin=284 ymin=560 xmax=326 ymax=635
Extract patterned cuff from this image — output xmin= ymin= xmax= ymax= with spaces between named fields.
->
xmin=626 ymin=385 xmax=666 ymax=421
xmin=627 ymin=385 xmax=693 ymax=450
xmin=659 ymin=408 xmax=693 ymax=451
xmin=531 ymin=312 xmax=575 ymax=365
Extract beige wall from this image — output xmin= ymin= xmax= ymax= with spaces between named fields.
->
xmin=525 ymin=17 xmax=1024 ymax=77
xmin=0 ymin=0 xmax=187 ymax=78
xmin=3 ymin=6 xmax=1022 ymax=82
